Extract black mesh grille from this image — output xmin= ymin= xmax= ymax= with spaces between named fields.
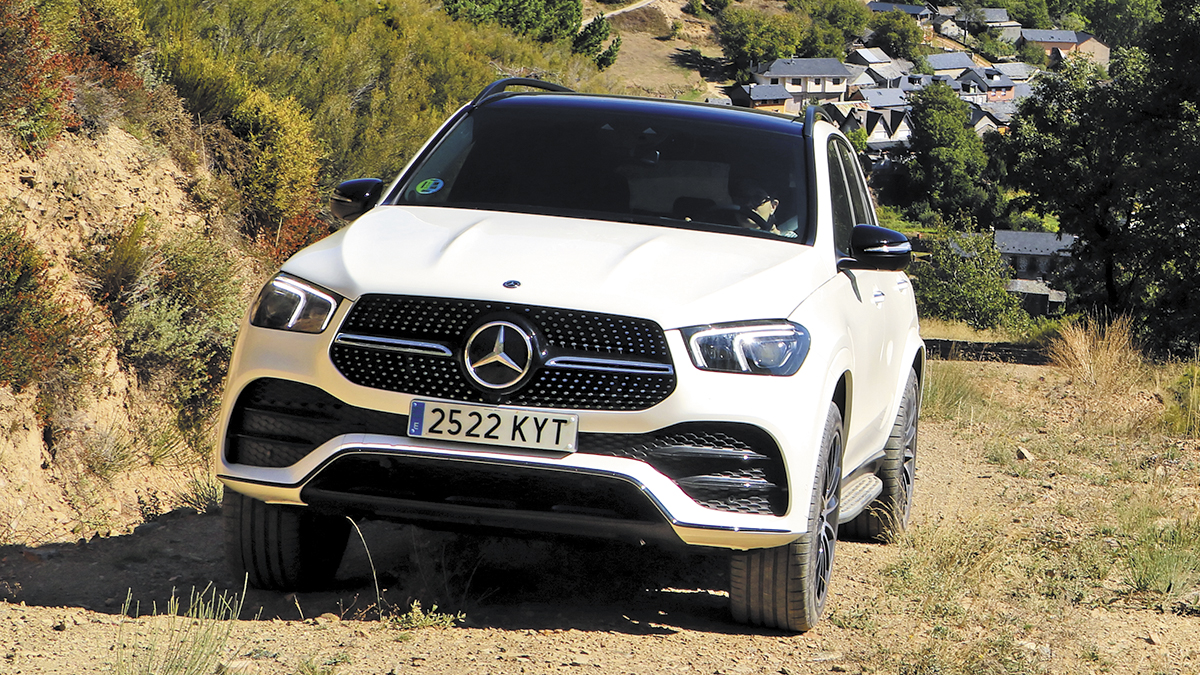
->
xmin=578 ymin=423 xmax=788 ymax=516
xmin=330 ymin=295 xmax=675 ymax=410
xmin=341 ymin=295 xmax=669 ymax=358
xmin=225 ymin=379 xmax=410 ymax=468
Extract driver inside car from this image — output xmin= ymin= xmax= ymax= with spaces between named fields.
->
xmin=730 ymin=179 xmax=795 ymax=238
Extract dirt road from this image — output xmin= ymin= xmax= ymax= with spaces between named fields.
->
xmin=2 ymin=362 xmax=1199 ymax=674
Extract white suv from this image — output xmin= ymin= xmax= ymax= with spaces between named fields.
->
xmin=218 ymin=79 xmax=924 ymax=631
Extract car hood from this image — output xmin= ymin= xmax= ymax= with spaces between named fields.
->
xmin=284 ymin=206 xmax=834 ymax=329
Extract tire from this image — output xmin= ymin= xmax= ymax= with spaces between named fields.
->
xmin=730 ymin=404 xmax=843 ymax=632
xmin=223 ymin=490 xmax=351 ymax=591
xmin=844 ymin=367 xmax=918 ymax=542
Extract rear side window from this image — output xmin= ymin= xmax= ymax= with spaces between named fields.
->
xmin=827 ymin=142 xmax=855 ymax=256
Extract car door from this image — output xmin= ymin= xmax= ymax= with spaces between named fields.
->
xmin=826 ymin=137 xmax=903 ymax=469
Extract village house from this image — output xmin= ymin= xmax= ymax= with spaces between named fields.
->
xmin=743 ymin=58 xmax=852 ymax=112
xmin=958 ymin=67 xmax=1016 ymax=104
xmin=866 ymin=1 xmax=933 ymax=22
xmin=992 ymin=61 xmax=1040 ymax=84
xmin=1019 ymin=29 xmax=1110 ymax=65
xmin=958 ymin=7 xmax=1023 ymax=39
xmin=925 ymin=51 xmax=978 ymax=78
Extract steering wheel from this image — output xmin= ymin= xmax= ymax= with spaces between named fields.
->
xmin=698 ymin=204 xmax=770 ymax=230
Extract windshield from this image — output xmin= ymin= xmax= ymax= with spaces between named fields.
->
xmin=394 ymin=98 xmax=807 ymax=241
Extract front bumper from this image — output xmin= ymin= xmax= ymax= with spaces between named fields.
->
xmin=217 ymin=300 xmax=838 ymax=551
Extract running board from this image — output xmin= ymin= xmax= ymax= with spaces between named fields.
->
xmin=837 ymin=474 xmax=883 ymax=524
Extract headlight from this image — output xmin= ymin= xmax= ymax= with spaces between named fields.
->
xmin=681 ymin=321 xmax=810 ymax=376
xmin=249 ymin=274 xmax=341 ymax=333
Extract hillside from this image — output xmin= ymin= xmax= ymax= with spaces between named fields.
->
xmin=0 ymin=125 xmax=242 ymax=546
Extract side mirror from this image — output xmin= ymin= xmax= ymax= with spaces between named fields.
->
xmin=330 ymin=178 xmax=384 ymax=222
xmin=838 ymin=224 xmax=912 ymax=271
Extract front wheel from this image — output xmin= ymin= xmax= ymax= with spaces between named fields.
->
xmin=730 ymin=404 xmax=843 ymax=632
xmin=223 ymin=490 xmax=351 ymax=591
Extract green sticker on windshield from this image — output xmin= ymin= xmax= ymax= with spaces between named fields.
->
xmin=416 ymin=178 xmax=444 ymax=195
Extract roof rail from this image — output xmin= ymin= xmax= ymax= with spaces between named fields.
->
xmin=470 ymin=78 xmax=574 ymax=109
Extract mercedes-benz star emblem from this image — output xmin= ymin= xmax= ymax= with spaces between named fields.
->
xmin=464 ymin=321 xmax=533 ymax=390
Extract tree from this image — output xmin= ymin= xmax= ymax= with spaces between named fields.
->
xmin=866 ymin=11 xmax=924 ymax=63
xmin=1017 ymin=39 xmax=1047 ymax=66
xmin=1001 ymin=0 xmax=1200 ymax=353
xmin=540 ymin=0 xmax=582 ymax=42
xmin=905 ymin=83 xmax=996 ymax=230
xmin=847 ymin=127 xmax=867 ymax=153
xmin=572 ymin=15 xmax=610 ymax=57
xmin=908 ymin=231 xmax=1028 ymax=331
xmin=716 ymin=7 xmax=810 ymax=75
xmin=1083 ymin=0 xmax=1161 ymax=49
xmin=991 ymin=0 xmax=1053 ymax=28
xmin=789 ymin=0 xmax=870 ymax=56
xmin=595 ymin=34 xmax=620 ymax=70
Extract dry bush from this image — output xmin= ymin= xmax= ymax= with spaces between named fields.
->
xmin=1049 ymin=315 xmax=1145 ymax=396
xmin=609 ymin=6 xmax=671 ymax=35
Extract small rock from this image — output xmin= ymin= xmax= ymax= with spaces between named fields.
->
xmin=1016 ymin=641 xmax=1051 ymax=659
xmin=1016 ymin=446 xmax=1036 ymax=461
xmin=1103 ymin=537 xmax=1120 ymax=550
xmin=810 ymin=652 xmax=843 ymax=663
xmin=1147 ymin=632 xmax=1164 ymax=645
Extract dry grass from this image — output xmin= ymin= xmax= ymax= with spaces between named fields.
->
xmin=921 ymin=317 xmax=1019 ymax=343
xmin=1048 ymin=315 xmax=1145 ymax=396
xmin=921 ymin=360 xmax=988 ymax=420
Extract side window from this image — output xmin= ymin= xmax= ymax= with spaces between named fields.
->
xmin=836 ymin=141 xmax=876 ymax=227
xmin=827 ymin=140 xmax=855 ymax=256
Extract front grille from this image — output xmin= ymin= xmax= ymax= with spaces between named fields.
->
xmin=330 ymin=295 xmax=675 ymax=411
xmin=340 ymin=295 xmax=669 ymax=358
xmin=227 ymin=380 xmax=787 ymax=516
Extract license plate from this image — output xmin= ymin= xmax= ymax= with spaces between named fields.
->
xmin=408 ymin=400 xmax=579 ymax=452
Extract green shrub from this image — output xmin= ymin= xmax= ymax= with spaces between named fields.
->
xmin=157 ymin=40 xmax=250 ymax=122
xmin=0 ymin=0 xmax=74 ymax=151
xmin=0 ymin=220 xmax=94 ymax=419
xmin=77 ymin=219 xmax=243 ymax=431
xmin=1117 ymin=493 xmax=1200 ymax=602
xmin=1164 ymin=363 xmax=1200 ymax=438
xmin=121 ymin=229 xmax=241 ymax=424
xmin=78 ymin=0 xmax=147 ymax=67
xmin=115 ymin=583 xmax=248 ymax=675
xmin=229 ymin=89 xmax=321 ymax=227
xmin=75 ymin=211 xmax=152 ymax=315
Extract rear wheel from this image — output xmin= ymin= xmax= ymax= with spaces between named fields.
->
xmin=844 ymin=367 xmax=918 ymax=541
xmin=730 ymin=404 xmax=842 ymax=632
xmin=223 ymin=490 xmax=351 ymax=591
